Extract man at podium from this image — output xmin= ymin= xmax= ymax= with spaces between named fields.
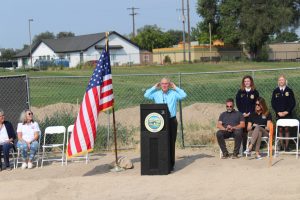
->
xmin=144 ymin=77 xmax=187 ymax=171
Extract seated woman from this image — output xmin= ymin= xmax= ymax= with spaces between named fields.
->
xmin=0 ymin=109 xmax=16 ymax=170
xmin=17 ymin=109 xmax=40 ymax=169
xmin=244 ymin=97 xmax=272 ymax=159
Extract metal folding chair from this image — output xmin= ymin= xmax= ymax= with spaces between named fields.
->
xmin=274 ymin=119 xmax=299 ymax=159
xmin=219 ymin=137 xmax=243 ymax=158
xmin=15 ymin=133 xmax=41 ymax=169
xmin=41 ymin=126 xmax=66 ymax=167
xmin=65 ymin=125 xmax=89 ymax=165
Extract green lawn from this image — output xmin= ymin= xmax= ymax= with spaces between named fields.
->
xmin=1 ymin=61 xmax=300 ymax=77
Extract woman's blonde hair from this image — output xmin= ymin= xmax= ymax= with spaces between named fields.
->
xmin=20 ymin=109 xmax=34 ymax=124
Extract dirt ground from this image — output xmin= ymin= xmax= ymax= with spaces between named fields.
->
xmin=1 ymin=148 xmax=300 ymax=200
xmin=16 ymin=103 xmax=300 ymax=199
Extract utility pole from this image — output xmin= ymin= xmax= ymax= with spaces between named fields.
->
xmin=187 ymin=0 xmax=191 ymax=63
xmin=127 ymin=7 xmax=139 ymax=37
xmin=28 ymin=19 xmax=33 ymax=68
xmin=181 ymin=0 xmax=186 ymax=62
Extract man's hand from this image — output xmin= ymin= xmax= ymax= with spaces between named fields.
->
xmin=226 ymin=125 xmax=233 ymax=132
xmin=154 ymin=82 xmax=160 ymax=89
xmin=169 ymin=82 xmax=176 ymax=90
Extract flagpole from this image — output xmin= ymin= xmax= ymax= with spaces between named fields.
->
xmin=106 ymin=32 xmax=124 ymax=172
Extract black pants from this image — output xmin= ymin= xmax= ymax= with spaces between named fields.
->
xmin=0 ymin=143 xmax=14 ymax=169
xmin=169 ymin=117 xmax=178 ymax=170
xmin=216 ymin=129 xmax=243 ymax=155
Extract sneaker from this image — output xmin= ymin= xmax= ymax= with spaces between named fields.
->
xmin=244 ymin=149 xmax=251 ymax=155
xmin=21 ymin=162 xmax=27 ymax=170
xmin=27 ymin=162 xmax=33 ymax=169
xmin=5 ymin=166 xmax=12 ymax=171
xmin=256 ymin=155 xmax=262 ymax=160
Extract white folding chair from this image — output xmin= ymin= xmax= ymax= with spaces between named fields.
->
xmin=219 ymin=137 xmax=243 ymax=158
xmin=65 ymin=125 xmax=89 ymax=165
xmin=41 ymin=126 xmax=66 ymax=167
xmin=274 ymin=119 xmax=299 ymax=159
xmin=15 ymin=132 xmax=41 ymax=169
xmin=246 ymin=133 xmax=270 ymax=158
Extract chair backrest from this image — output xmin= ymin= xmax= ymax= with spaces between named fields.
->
xmin=276 ymin=119 xmax=299 ymax=127
xmin=43 ymin=126 xmax=66 ymax=145
xmin=45 ymin=126 xmax=66 ymax=135
xmin=67 ymin=125 xmax=74 ymax=134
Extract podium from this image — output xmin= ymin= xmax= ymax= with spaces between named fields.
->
xmin=140 ymin=104 xmax=170 ymax=175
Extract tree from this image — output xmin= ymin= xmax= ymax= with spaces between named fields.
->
xmin=196 ymin=0 xmax=220 ymax=44
xmin=165 ymin=30 xmax=186 ymax=45
xmin=0 ymin=49 xmax=16 ymax=60
xmin=32 ymin=31 xmax=55 ymax=44
xmin=56 ymin=31 xmax=75 ymax=39
xmin=272 ymin=31 xmax=299 ymax=43
xmin=196 ymin=0 xmax=300 ymax=58
xmin=132 ymin=25 xmax=173 ymax=51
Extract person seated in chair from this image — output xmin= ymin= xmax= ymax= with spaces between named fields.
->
xmin=244 ymin=97 xmax=272 ymax=159
xmin=17 ymin=109 xmax=40 ymax=169
xmin=0 ymin=109 xmax=16 ymax=171
xmin=216 ymin=98 xmax=245 ymax=159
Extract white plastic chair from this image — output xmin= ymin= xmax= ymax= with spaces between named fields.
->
xmin=65 ymin=125 xmax=89 ymax=165
xmin=274 ymin=119 xmax=299 ymax=159
xmin=41 ymin=126 xmax=66 ymax=167
xmin=219 ymin=137 xmax=243 ymax=158
xmin=15 ymin=132 xmax=41 ymax=169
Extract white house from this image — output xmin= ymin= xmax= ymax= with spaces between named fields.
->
xmin=15 ymin=31 xmax=141 ymax=68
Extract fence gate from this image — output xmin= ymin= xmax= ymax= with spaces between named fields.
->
xmin=0 ymin=75 xmax=30 ymax=129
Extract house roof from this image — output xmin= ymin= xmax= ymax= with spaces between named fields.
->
xmin=15 ymin=31 xmax=140 ymax=58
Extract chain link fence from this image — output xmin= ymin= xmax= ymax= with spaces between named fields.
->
xmin=25 ymin=67 xmax=300 ymax=151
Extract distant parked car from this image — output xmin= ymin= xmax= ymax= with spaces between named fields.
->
xmin=53 ymin=59 xmax=69 ymax=67
xmin=34 ymin=60 xmax=54 ymax=69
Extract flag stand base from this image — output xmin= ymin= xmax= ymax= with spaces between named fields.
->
xmin=110 ymin=165 xmax=124 ymax=172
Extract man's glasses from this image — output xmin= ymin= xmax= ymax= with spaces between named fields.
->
xmin=226 ymin=106 xmax=233 ymax=108
xmin=27 ymin=112 xmax=33 ymax=116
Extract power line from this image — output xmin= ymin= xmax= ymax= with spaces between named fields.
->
xmin=127 ymin=7 xmax=139 ymax=37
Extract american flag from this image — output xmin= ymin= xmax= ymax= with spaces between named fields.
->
xmin=67 ymin=45 xmax=114 ymax=157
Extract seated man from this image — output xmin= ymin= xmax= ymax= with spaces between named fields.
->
xmin=0 ymin=109 xmax=16 ymax=170
xmin=216 ymin=98 xmax=245 ymax=159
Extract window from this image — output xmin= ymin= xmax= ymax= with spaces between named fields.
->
xmin=80 ymin=52 xmax=83 ymax=63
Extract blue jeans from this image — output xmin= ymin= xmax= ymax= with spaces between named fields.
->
xmin=0 ymin=143 xmax=14 ymax=167
xmin=17 ymin=141 xmax=38 ymax=161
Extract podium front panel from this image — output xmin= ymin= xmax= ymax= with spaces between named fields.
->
xmin=140 ymin=104 xmax=170 ymax=175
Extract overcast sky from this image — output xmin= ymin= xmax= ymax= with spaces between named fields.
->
xmin=0 ymin=0 xmax=200 ymax=49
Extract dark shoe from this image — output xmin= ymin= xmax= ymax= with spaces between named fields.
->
xmin=5 ymin=166 xmax=12 ymax=171
xmin=232 ymin=153 xmax=239 ymax=159
xmin=285 ymin=147 xmax=291 ymax=152
xmin=221 ymin=153 xmax=230 ymax=159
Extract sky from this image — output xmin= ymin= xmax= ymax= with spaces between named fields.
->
xmin=0 ymin=0 xmax=200 ymax=49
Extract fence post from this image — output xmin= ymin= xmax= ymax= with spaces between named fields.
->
xmin=252 ymin=70 xmax=255 ymax=80
xmin=178 ymin=72 xmax=185 ymax=148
